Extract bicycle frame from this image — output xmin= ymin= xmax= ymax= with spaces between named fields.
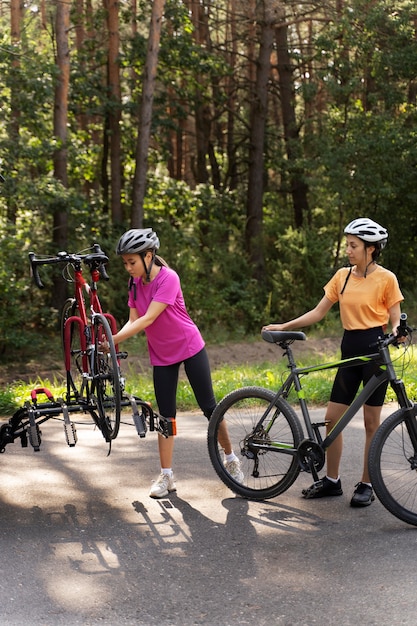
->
xmin=260 ymin=337 xmax=412 ymax=455
xmin=63 ymin=261 xmax=118 ymax=376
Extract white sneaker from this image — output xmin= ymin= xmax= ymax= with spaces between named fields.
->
xmin=225 ymin=459 xmax=244 ymax=483
xmin=149 ymin=472 xmax=176 ymax=499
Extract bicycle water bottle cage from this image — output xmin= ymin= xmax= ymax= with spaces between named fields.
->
xmin=261 ymin=330 xmax=306 ymax=344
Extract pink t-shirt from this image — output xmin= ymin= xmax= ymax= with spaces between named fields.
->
xmin=127 ymin=265 xmax=205 ymax=366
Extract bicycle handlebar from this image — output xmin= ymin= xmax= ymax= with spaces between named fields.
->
xmin=367 ymin=313 xmax=412 ymax=351
xmin=384 ymin=312 xmax=413 ymax=347
xmin=28 ymin=243 xmax=109 ymax=289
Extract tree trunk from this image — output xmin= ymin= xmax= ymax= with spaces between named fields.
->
xmin=52 ymin=0 xmax=70 ymax=310
xmin=188 ymin=0 xmax=213 ymax=185
xmin=410 ymin=12 xmax=417 ymax=104
xmin=245 ymin=0 xmax=276 ymax=281
xmin=225 ymin=0 xmax=238 ymax=190
xmin=104 ymin=0 xmax=123 ymax=223
xmin=131 ymin=0 xmax=166 ymax=228
xmin=275 ymin=17 xmax=309 ymax=228
xmin=7 ymin=0 xmax=21 ymax=223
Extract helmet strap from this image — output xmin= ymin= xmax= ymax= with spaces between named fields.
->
xmin=141 ymin=251 xmax=155 ymax=282
xmin=128 ymin=276 xmax=137 ymax=300
xmin=363 ymin=259 xmax=375 ymax=278
xmin=363 ymin=243 xmax=376 ymax=277
xmin=340 ymin=266 xmax=352 ymax=295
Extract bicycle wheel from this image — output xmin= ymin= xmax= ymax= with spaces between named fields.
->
xmin=61 ymin=298 xmax=87 ymax=402
xmin=369 ymin=407 xmax=417 ymax=526
xmin=91 ymin=313 xmax=121 ymax=440
xmin=208 ymin=386 xmax=304 ymax=500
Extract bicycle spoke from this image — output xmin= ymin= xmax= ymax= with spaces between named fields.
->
xmin=208 ymin=386 xmax=303 ymax=500
xmin=92 ymin=314 xmax=121 ymax=440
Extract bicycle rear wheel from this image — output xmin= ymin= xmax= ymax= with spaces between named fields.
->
xmin=207 ymin=386 xmax=303 ymax=500
xmin=91 ymin=313 xmax=121 ymax=440
xmin=369 ymin=407 xmax=417 ymax=526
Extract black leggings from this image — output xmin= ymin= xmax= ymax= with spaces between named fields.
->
xmin=330 ymin=327 xmax=387 ymax=407
xmin=153 ymin=348 xmax=216 ymax=419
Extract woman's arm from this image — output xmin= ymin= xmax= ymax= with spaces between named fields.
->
xmin=262 ymin=296 xmax=334 ymax=331
xmin=113 ymin=301 xmax=168 ymax=344
xmin=388 ymin=301 xmax=402 ymax=336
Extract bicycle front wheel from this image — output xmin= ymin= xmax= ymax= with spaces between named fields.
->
xmin=208 ymin=386 xmax=303 ymax=500
xmin=91 ymin=313 xmax=121 ymax=440
xmin=369 ymin=407 xmax=417 ymax=526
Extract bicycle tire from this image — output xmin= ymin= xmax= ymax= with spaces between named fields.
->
xmin=207 ymin=386 xmax=304 ymax=500
xmin=61 ymin=299 xmax=72 ymax=353
xmin=369 ymin=407 xmax=417 ymax=526
xmin=91 ymin=313 xmax=121 ymax=440
xmin=61 ymin=298 xmax=87 ymax=402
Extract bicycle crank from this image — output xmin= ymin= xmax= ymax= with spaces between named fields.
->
xmin=297 ymin=439 xmax=325 ymax=474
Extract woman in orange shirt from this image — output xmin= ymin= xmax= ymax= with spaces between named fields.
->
xmin=263 ymin=218 xmax=403 ymax=507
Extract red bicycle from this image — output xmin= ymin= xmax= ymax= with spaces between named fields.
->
xmin=0 ymin=244 xmax=174 ymax=455
xmin=28 ymin=244 xmax=122 ymax=441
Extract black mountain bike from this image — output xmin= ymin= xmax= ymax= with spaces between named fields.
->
xmin=208 ymin=314 xmax=417 ymax=526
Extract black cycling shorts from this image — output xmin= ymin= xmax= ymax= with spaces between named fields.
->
xmin=330 ymin=327 xmax=387 ymax=407
xmin=153 ymin=348 xmax=216 ymax=419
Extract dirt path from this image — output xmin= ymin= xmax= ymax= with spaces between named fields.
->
xmin=206 ymin=336 xmax=340 ymax=370
xmin=0 ymin=336 xmax=340 ymax=385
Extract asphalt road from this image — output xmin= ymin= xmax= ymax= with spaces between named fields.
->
xmin=0 ymin=404 xmax=416 ymax=625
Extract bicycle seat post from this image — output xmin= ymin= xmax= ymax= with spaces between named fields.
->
xmin=281 ymin=341 xmax=297 ymax=370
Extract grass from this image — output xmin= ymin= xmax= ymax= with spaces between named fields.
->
xmin=2 ymin=341 xmax=417 ymax=417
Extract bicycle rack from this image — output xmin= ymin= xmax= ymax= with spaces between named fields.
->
xmin=0 ymin=387 xmax=170 ymax=454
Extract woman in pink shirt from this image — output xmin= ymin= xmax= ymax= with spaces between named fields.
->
xmin=113 ymin=228 xmax=243 ymax=498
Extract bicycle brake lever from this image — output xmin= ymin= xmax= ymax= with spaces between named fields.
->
xmin=28 ymin=252 xmax=44 ymax=289
xmin=99 ymin=263 xmax=110 ymax=281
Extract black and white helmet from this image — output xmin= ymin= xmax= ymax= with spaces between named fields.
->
xmin=344 ymin=218 xmax=388 ymax=249
xmin=116 ymin=228 xmax=160 ymax=255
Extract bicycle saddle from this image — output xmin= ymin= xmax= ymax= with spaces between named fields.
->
xmin=261 ymin=330 xmax=306 ymax=344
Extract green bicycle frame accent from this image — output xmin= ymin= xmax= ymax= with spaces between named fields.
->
xmin=262 ymin=344 xmax=410 ymax=454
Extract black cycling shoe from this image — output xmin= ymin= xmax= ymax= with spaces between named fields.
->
xmin=350 ymin=482 xmax=375 ymax=507
xmin=302 ymin=476 xmax=343 ymax=499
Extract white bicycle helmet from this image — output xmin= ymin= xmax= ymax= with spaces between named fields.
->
xmin=344 ymin=218 xmax=388 ymax=249
xmin=116 ymin=228 xmax=160 ymax=255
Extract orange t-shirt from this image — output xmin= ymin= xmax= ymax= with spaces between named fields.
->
xmin=324 ymin=265 xmax=403 ymax=331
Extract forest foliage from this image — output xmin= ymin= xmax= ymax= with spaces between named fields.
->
xmin=0 ymin=0 xmax=417 ymax=358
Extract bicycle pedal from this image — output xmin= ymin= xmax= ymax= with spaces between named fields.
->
xmin=133 ymin=412 xmax=147 ymax=438
xmin=64 ymin=422 xmax=78 ymax=447
xmin=28 ymin=424 xmax=41 ymax=451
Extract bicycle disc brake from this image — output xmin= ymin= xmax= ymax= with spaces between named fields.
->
xmin=297 ymin=439 xmax=325 ymax=474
